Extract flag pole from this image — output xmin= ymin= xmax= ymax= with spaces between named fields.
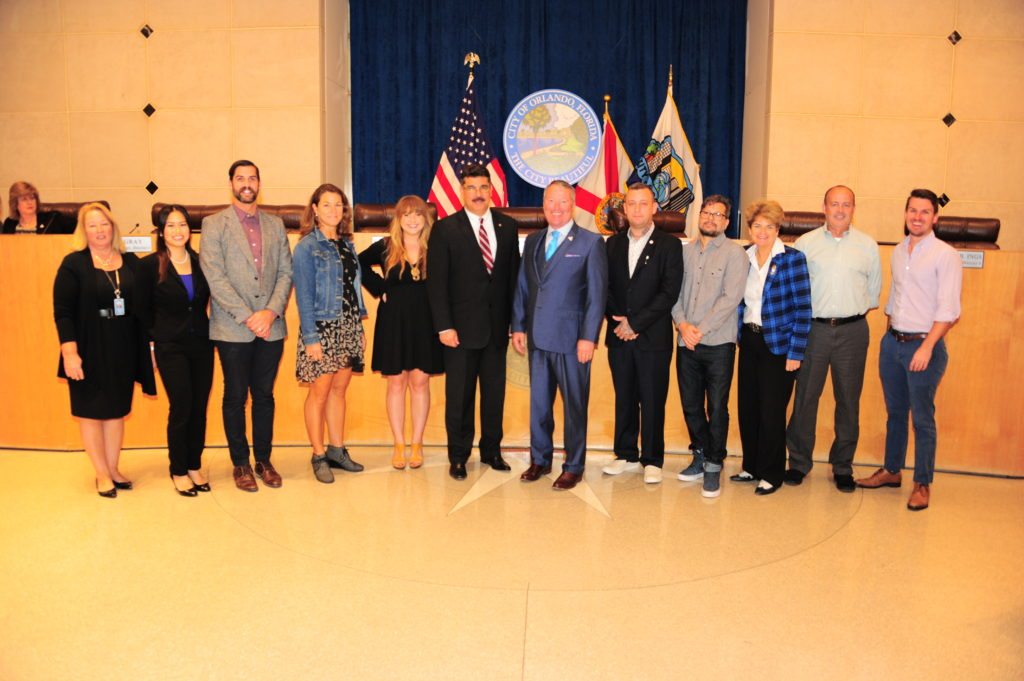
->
xmin=668 ymin=65 xmax=674 ymax=96
xmin=464 ymin=52 xmax=480 ymax=78
xmin=603 ymin=94 xmax=610 ymax=118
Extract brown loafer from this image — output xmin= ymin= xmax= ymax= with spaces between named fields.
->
xmin=520 ymin=463 xmax=552 ymax=482
xmin=552 ymin=470 xmax=582 ymax=491
xmin=233 ymin=465 xmax=258 ymax=493
xmin=254 ymin=461 xmax=282 ymax=488
xmin=856 ymin=467 xmax=902 ymax=489
xmin=907 ymin=483 xmax=930 ymax=511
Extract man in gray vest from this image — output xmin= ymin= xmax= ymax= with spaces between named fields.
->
xmin=201 ymin=160 xmax=293 ymax=492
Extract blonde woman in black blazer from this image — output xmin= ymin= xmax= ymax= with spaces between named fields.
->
xmin=139 ymin=205 xmax=214 ymax=497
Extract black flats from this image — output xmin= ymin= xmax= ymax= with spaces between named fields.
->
xmin=96 ymin=480 xmax=117 ymax=498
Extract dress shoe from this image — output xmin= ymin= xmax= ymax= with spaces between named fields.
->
xmin=907 ymin=483 xmax=930 ymax=511
xmin=603 ymin=459 xmax=641 ymax=476
xmin=96 ymin=480 xmax=117 ymax=498
xmin=326 ymin=445 xmax=364 ymax=472
xmin=233 ymin=465 xmax=258 ymax=493
xmin=254 ymin=461 xmax=282 ymax=488
xmin=483 ymin=453 xmax=511 ymax=471
xmin=520 ymin=463 xmax=552 ymax=482
xmin=409 ymin=444 xmax=424 ymax=469
xmin=552 ymin=470 xmax=583 ymax=491
xmin=730 ymin=471 xmax=757 ymax=483
xmin=187 ymin=471 xmax=211 ymax=493
xmin=783 ymin=469 xmax=805 ymax=486
xmin=311 ymin=453 xmax=335 ymax=484
xmin=754 ymin=480 xmax=779 ymax=496
xmin=834 ymin=474 xmax=856 ymax=493
xmin=449 ymin=462 xmax=467 ymax=480
xmin=112 ymin=479 xmax=133 ymax=491
xmin=856 ymin=467 xmax=902 ymax=489
xmin=170 ymin=474 xmax=198 ymax=497
xmin=392 ymin=444 xmax=407 ymax=470
xmin=643 ymin=465 xmax=663 ymax=484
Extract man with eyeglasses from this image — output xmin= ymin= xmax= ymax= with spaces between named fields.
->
xmin=670 ymin=195 xmax=747 ymax=497
xmin=785 ymin=185 xmax=881 ymax=493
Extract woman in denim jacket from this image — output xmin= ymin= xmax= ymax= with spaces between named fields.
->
xmin=292 ymin=183 xmax=368 ymax=483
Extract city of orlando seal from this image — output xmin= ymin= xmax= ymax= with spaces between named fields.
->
xmin=502 ymin=89 xmax=601 ymax=188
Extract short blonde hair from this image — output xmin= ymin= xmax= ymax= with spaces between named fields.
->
xmin=71 ymin=202 xmax=125 ymax=253
xmin=745 ymin=199 xmax=785 ymax=229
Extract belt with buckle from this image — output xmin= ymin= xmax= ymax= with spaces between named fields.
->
xmin=889 ymin=329 xmax=928 ymax=342
xmin=744 ymin=322 xmax=763 ymax=334
xmin=812 ymin=314 xmax=865 ymax=327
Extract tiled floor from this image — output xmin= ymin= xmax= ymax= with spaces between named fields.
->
xmin=1 ymin=446 xmax=1021 ymax=680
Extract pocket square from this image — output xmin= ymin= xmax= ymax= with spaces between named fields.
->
xmin=565 ymin=253 xmax=582 ymax=258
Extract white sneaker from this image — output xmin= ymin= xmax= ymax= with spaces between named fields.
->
xmin=643 ymin=465 xmax=663 ymax=484
xmin=602 ymin=459 xmax=641 ymax=475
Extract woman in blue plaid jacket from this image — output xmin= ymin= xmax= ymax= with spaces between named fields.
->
xmin=732 ymin=200 xmax=811 ymax=496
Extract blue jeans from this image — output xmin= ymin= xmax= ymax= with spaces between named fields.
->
xmin=676 ymin=342 xmax=736 ymax=465
xmin=879 ymin=333 xmax=948 ymax=484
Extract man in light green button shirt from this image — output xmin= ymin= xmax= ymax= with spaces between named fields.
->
xmin=785 ymin=186 xmax=881 ymax=492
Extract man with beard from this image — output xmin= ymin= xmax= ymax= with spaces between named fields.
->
xmin=200 ymin=160 xmax=293 ymax=492
xmin=670 ymin=195 xmax=748 ymax=497
xmin=785 ymin=186 xmax=881 ymax=493
xmin=857 ymin=189 xmax=961 ymax=511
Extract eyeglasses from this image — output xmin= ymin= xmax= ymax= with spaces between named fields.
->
xmin=699 ymin=210 xmax=728 ymax=220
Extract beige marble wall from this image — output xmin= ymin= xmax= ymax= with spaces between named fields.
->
xmin=0 ymin=0 xmax=323 ymax=228
xmin=749 ymin=0 xmax=1024 ymax=249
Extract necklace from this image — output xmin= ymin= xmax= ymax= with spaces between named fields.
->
xmin=169 ymin=251 xmax=189 ymax=265
xmin=410 ymin=262 xmax=421 ymax=281
xmin=92 ymin=249 xmax=114 ymax=268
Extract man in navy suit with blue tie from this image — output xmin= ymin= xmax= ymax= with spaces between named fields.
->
xmin=512 ymin=181 xmax=608 ymax=491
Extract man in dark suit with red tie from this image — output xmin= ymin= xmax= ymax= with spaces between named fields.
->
xmin=601 ymin=183 xmax=683 ymax=485
xmin=427 ymin=163 xmax=522 ymax=480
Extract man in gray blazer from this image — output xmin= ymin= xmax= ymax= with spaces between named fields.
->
xmin=200 ymin=160 xmax=293 ymax=492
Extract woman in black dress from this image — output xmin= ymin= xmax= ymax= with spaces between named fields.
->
xmin=53 ymin=203 xmax=156 ymax=498
xmin=138 ymin=205 xmax=215 ymax=497
xmin=359 ymin=195 xmax=443 ymax=470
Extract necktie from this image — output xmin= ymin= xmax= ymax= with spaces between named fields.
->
xmin=479 ymin=218 xmax=493 ymax=274
xmin=545 ymin=230 xmax=560 ymax=261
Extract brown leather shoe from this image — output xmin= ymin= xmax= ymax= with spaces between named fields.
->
xmin=552 ymin=470 xmax=583 ymax=491
xmin=856 ymin=467 xmax=902 ymax=489
xmin=520 ymin=463 xmax=552 ymax=482
xmin=907 ymin=483 xmax=930 ymax=511
xmin=254 ymin=461 xmax=282 ymax=488
xmin=233 ymin=465 xmax=258 ymax=493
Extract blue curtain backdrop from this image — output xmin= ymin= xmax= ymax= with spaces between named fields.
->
xmin=350 ymin=0 xmax=747 ymax=235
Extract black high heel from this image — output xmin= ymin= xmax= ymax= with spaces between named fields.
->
xmin=187 ymin=470 xmax=211 ymax=492
xmin=171 ymin=474 xmax=198 ymax=497
xmin=96 ymin=480 xmax=117 ymax=498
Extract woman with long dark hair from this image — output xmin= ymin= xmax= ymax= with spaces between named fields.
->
xmin=138 ymin=205 xmax=214 ymax=497
xmin=292 ymin=184 xmax=366 ymax=483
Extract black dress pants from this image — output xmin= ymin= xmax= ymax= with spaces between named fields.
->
xmin=737 ymin=329 xmax=795 ymax=487
xmin=442 ymin=340 xmax=507 ymax=464
xmin=155 ymin=336 xmax=215 ymax=476
xmin=608 ymin=343 xmax=671 ymax=467
xmin=216 ymin=338 xmax=284 ymax=466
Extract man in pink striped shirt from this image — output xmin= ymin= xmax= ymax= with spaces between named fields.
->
xmin=856 ymin=189 xmax=962 ymax=511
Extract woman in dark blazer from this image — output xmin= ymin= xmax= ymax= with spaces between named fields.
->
xmin=734 ymin=199 xmax=811 ymax=496
xmin=138 ymin=205 xmax=214 ymax=497
xmin=4 ymin=181 xmax=73 ymax=234
xmin=53 ymin=203 xmax=156 ymax=498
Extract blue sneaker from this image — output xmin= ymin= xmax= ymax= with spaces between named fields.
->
xmin=677 ymin=450 xmax=704 ymax=481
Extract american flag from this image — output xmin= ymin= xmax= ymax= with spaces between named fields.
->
xmin=428 ymin=74 xmax=508 ymax=218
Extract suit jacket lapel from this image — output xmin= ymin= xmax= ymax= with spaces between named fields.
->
xmin=540 ymin=223 xmax=576 ymax=283
xmin=224 ymin=208 xmax=258 ymax=276
xmin=630 ymin=231 xmax=657 ymax=281
xmin=459 ymin=212 xmax=489 ymax=277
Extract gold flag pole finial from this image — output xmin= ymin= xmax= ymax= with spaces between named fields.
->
xmin=464 ymin=52 xmax=480 ymax=76
xmin=603 ymin=94 xmax=611 ymax=117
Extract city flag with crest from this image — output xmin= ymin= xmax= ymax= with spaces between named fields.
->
xmin=629 ymin=73 xmax=703 ymax=237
